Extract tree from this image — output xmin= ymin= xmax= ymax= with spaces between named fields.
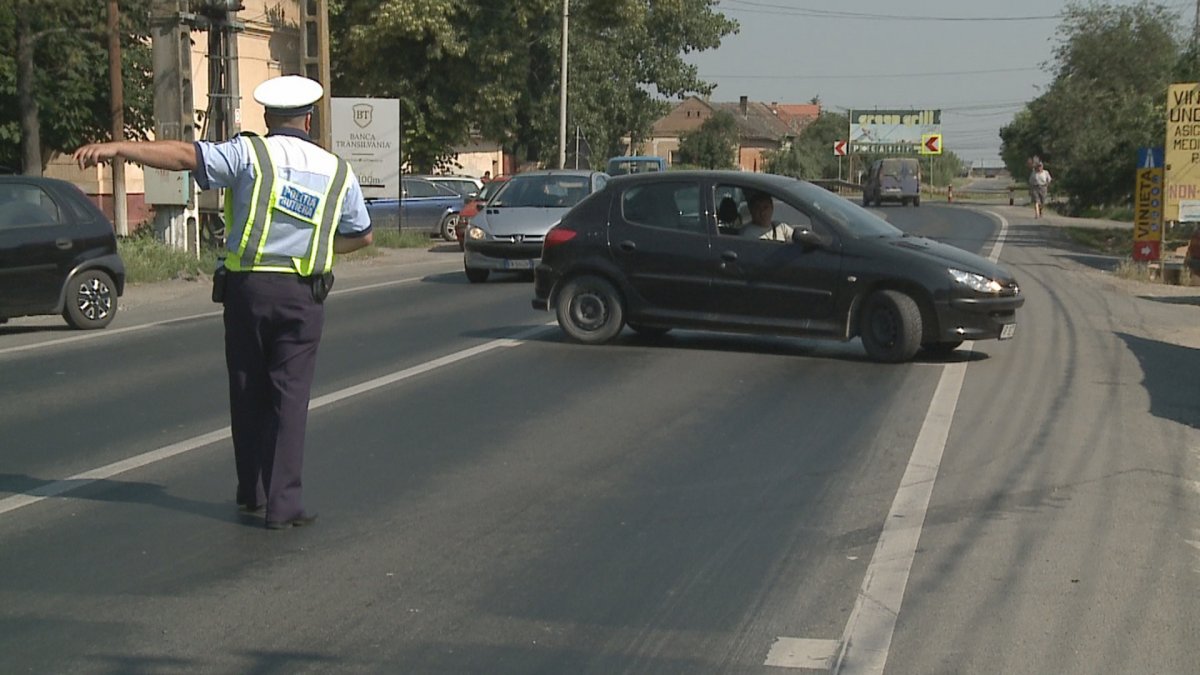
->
xmin=999 ymin=1 xmax=1180 ymax=212
xmin=764 ymin=111 xmax=848 ymax=179
xmin=0 ymin=0 xmax=154 ymax=174
xmin=676 ymin=109 xmax=737 ymax=169
xmin=330 ymin=0 xmax=736 ymax=170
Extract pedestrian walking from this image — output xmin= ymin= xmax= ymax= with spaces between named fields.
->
xmin=73 ymin=75 xmax=373 ymax=529
xmin=1029 ymin=160 xmax=1052 ymax=219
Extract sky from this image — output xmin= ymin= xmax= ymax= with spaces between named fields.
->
xmin=684 ymin=0 xmax=1198 ymax=165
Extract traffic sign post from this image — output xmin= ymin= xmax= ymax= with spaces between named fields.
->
xmin=1133 ymin=147 xmax=1165 ymax=262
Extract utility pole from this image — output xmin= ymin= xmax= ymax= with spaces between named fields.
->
xmin=558 ymin=0 xmax=568 ymax=169
xmin=150 ymin=0 xmax=196 ymax=252
xmin=108 ymin=0 xmax=128 ymax=236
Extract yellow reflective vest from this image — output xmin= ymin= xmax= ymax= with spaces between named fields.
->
xmin=224 ymin=134 xmax=352 ymax=276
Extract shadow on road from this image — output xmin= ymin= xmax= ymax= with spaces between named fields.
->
xmin=0 ymin=473 xmax=259 ymax=527
xmin=1117 ymin=332 xmax=1200 ymax=428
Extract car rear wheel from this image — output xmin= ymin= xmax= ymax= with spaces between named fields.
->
xmin=62 ymin=269 xmax=117 ymax=330
xmin=922 ymin=340 xmax=963 ymax=356
xmin=465 ymin=267 xmax=489 ymax=284
xmin=860 ymin=289 xmax=922 ymax=363
xmin=556 ymin=275 xmax=624 ymax=344
xmin=439 ymin=214 xmax=457 ymax=242
xmin=913 ymin=196 xmax=921 ymax=207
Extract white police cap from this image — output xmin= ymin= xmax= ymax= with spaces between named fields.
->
xmin=253 ymin=75 xmax=324 ymax=117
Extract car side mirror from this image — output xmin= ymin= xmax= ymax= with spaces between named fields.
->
xmin=791 ymin=227 xmax=824 ymax=250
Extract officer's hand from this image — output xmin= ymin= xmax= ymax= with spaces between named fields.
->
xmin=73 ymin=143 xmax=120 ymax=169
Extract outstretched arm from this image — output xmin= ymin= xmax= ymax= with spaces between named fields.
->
xmin=73 ymin=140 xmax=197 ymax=172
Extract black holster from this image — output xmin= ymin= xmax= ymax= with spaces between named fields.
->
xmin=311 ymin=272 xmax=334 ymax=303
xmin=211 ymin=264 xmax=228 ymax=304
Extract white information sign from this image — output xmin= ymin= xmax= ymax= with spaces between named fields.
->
xmin=331 ymin=98 xmax=400 ymax=200
xmin=1177 ymin=199 xmax=1200 ymax=222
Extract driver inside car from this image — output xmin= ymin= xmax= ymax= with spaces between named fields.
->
xmin=739 ymin=190 xmax=794 ymax=242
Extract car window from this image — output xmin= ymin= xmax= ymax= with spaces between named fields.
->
xmin=620 ymin=181 xmax=704 ymax=234
xmin=783 ymin=180 xmax=903 ymax=239
xmin=491 ymin=175 xmax=594 ymax=208
xmin=714 ymin=183 xmax=812 ymax=243
xmin=433 ymin=179 xmax=476 ymax=197
xmin=432 ymin=182 xmax=461 ymax=197
xmin=403 ymin=179 xmax=439 ymax=198
xmin=0 ymin=183 xmax=62 ymax=229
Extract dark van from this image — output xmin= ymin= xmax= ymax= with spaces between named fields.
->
xmin=863 ymin=157 xmax=921 ymax=207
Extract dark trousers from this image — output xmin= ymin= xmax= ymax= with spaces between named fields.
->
xmin=223 ymin=272 xmax=325 ymax=521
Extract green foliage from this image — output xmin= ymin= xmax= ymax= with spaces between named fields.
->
xmin=119 ymin=229 xmax=219 ymax=284
xmin=330 ymin=0 xmax=736 ymax=171
xmin=1000 ymin=1 xmax=1180 ymax=213
xmin=0 ymin=0 xmax=154 ymax=171
xmin=763 ymin=111 xmax=847 ymax=179
xmin=676 ymin=109 xmax=738 ymax=169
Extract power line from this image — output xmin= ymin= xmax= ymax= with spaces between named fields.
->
xmin=700 ymin=66 xmax=1041 ymax=80
xmin=720 ymin=1 xmax=1063 ymax=22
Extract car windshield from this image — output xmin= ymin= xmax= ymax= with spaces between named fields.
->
xmin=782 ymin=179 xmax=904 ymax=238
xmin=478 ymin=180 xmax=505 ymax=203
xmin=490 ymin=175 xmax=592 ymax=208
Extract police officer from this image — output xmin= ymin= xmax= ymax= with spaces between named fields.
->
xmin=73 ymin=75 xmax=373 ymax=530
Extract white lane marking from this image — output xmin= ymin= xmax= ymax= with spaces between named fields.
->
xmin=0 ymin=324 xmax=551 ymax=518
xmin=831 ymin=350 xmax=971 ymax=674
xmin=0 ymin=268 xmax=449 ymax=358
xmin=765 ymin=638 xmax=840 ymax=670
xmin=983 ymin=210 xmax=1009 ymax=263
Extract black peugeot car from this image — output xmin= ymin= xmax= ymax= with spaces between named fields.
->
xmin=531 ymin=171 xmax=1023 ymax=363
xmin=0 ymin=176 xmax=125 ymax=329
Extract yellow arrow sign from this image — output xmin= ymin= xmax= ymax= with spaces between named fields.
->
xmin=920 ymin=133 xmax=942 ymax=155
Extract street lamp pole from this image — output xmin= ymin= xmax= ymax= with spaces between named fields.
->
xmin=558 ymin=0 xmax=568 ymax=169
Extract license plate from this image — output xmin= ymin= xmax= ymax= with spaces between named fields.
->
xmin=504 ymin=259 xmax=534 ymax=270
xmin=999 ymin=323 xmax=1016 ymax=340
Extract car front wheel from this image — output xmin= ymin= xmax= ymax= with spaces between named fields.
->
xmin=465 ymin=267 xmax=489 ymax=283
xmin=62 ymin=269 xmax=117 ymax=329
xmin=556 ymin=274 xmax=625 ymax=344
xmin=440 ymin=214 xmax=458 ymax=242
xmin=860 ymin=289 xmax=922 ymax=362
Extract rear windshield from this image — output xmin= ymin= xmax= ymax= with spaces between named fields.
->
xmin=491 ymin=175 xmax=593 ymax=208
xmin=880 ymin=158 xmax=919 ymax=177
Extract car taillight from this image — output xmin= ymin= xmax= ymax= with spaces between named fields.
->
xmin=543 ymin=227 xmax=577 ymax=250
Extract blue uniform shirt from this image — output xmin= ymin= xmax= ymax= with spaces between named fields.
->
xmin=194 ymin=128 xmax=371 ymax=266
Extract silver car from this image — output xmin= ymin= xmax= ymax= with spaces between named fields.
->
xmin=463 ymin=170 xmax=607 ymax=283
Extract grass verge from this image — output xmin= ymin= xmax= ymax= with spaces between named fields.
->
xmin=119 ymin=226 xmax=436 ymax=284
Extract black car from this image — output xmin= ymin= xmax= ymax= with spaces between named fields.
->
xmin=532 ymin=171 xmax=1023 ymax=363
xmin=0 ymin=176 xmax=125 ymax=329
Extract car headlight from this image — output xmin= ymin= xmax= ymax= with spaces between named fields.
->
xmin=468 ymin=225 xmax=486 ymax=240
xmin=949 ymin=268 xmax=1002 ymax=293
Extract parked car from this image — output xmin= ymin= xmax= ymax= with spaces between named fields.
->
xmin=0 ymin=176 xmax=125 ymax=329
xmin=863 ymin=157 xmax=922 ymax=207
xmin=463 ymin=170 xmax=608 ymax=283
xmin=531 ymin=170 xmax=1024 ymax=363
xmin=454 ymin=175 xmax=510 ymax=250
xmin=365 ymin=177 xmax=464 ymax=241
xmin=425 ymin=175 xmax=484 ymax=200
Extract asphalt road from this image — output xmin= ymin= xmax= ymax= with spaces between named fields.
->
xmin=1 ymin=205 xmax=1198 ymax=674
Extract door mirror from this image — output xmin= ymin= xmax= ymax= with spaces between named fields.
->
xmin=791 ymin=226 xmax=825 ymax=250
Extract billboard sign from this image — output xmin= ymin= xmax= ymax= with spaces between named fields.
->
xmin=331 ymin=97 xmax=400 ymax=200
xmin=1164 ymin=83 xmax=1200 ymax=222
xmin=849 ymin=109 xmax=941 ymax=155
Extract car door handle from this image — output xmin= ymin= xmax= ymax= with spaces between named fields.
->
xmin=720 ymin=250 xmax=738 ymax=262
xmin=56 ymin=238 xmax=73 ymax=250
xmin=618 ymin=240 xmax=637 ymax=252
